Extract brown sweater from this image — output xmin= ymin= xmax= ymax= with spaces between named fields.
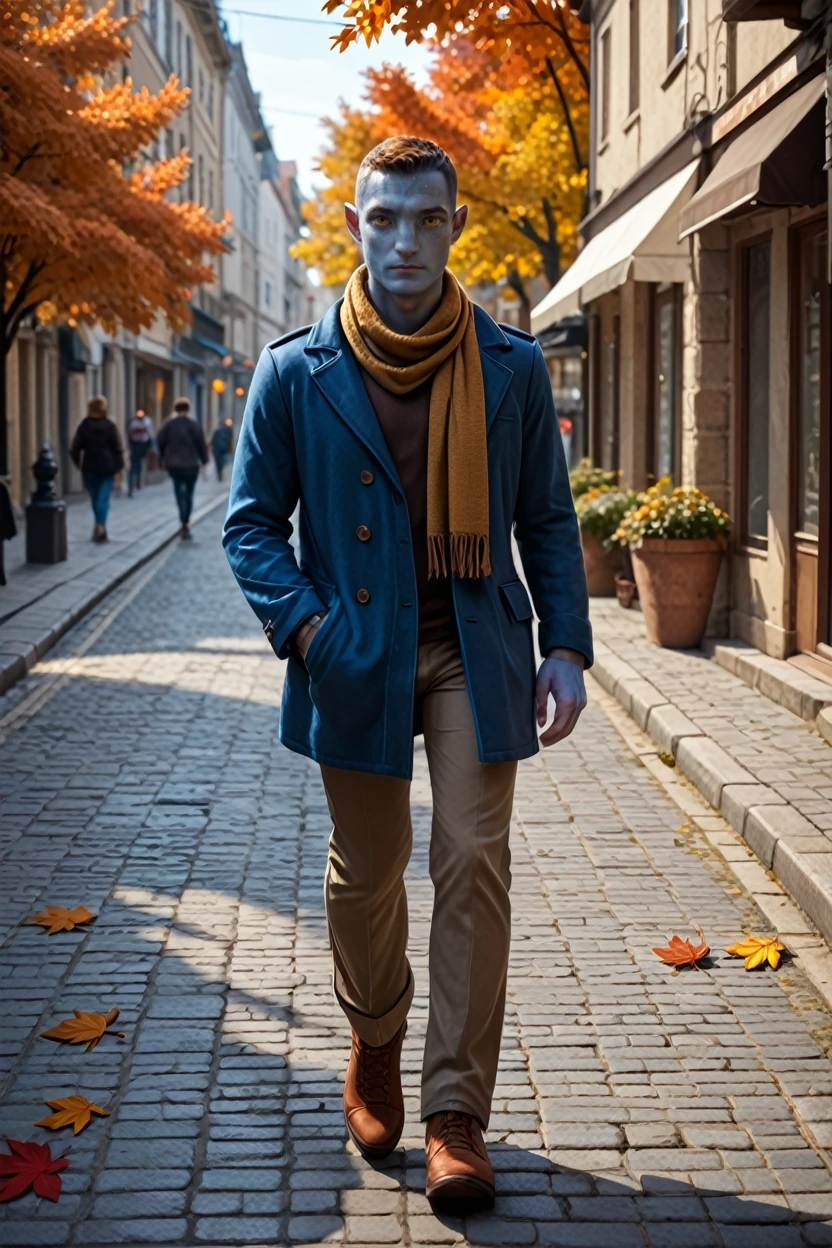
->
xmin=360 ymin=368 xmax=456 ymax=644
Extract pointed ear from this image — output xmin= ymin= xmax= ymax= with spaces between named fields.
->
xmin=345 ymin=203 xmax=361 ymax=244
xmin=451 ymin=204 xmax=468 ymax=243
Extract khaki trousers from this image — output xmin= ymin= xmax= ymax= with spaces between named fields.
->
xmin=321 ymin=637 xmax=517 ymax=1129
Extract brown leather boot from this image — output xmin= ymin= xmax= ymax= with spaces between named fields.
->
xmin=425 ymin=1111 xmax=495 ymax=1211
xmin=343 ymin=1023 xmax=406 ymax=1158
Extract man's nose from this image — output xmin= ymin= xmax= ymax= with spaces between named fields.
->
xmin=394 ymin=224 xmax=418 ymax=255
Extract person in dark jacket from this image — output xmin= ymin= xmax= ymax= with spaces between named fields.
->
xmin=70 ymin=396 xmax=124 ymax=542
xmin=156 ymin=396 xmax=209 ymax=539
xmin=210 ymin=418 xmax=234 ymax=481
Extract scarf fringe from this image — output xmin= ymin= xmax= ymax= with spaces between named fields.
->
xmin=428 ymin=533 xmax=491 ymax=579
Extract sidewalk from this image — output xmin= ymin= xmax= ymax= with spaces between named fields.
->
xmin=590 ymin=596 xmax=832 ymax=945
xmin=0 ymin=473 xmax=228 ymax=696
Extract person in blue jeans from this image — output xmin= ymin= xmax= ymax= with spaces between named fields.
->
xmin=70 ymin=396 xmax=125 ymax=542
xmin=156 ymin=396 xmax=209 ymax=539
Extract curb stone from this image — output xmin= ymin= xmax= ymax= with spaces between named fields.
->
xmin=591 ymin=650 xmax=832 ymax=950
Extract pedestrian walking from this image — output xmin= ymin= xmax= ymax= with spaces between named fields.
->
xmin=223 ymin=137 xmax=591 ymax=1212
xmin=126 ymin=408 xmax=155 ymax=496
xmin=211 ymin=418 xmax=234 ymax=481
xmin=70 ymin=395 xmax=124 ymax=542
xmin=156 ymin=396 xmax=209 ymax=540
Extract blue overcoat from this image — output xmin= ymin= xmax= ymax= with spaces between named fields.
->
xmin=223 ymin=299 xmax=592 ymax=780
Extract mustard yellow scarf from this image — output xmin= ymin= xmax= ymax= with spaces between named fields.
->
xmin=340 ymin=265 xmax=490 ymax=579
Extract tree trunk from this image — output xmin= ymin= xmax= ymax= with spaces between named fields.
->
xmin=506 ymin=270 xmax=532 ymax=332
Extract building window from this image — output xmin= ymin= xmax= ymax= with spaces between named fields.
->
xmin=600 ymin=27 xmax=611 ymax=144
xmin=207 ymin=81 xmax=214 ymax=122
xmin=264 ymin=280 xmax=273 ymax=307
xmin=796 ymin=226 xmax=826 ymax=539
xmin=198 ymin=154 xmax=204 ymax=205
xmin=198 ymin=68 xmax=204 ymax=104
xmin=669 ymin=0 xmax=687 ymax=61
xmin=208 ymin=169 xmax=214 ymax=211
xmin=740 ymin=240 xmax=771 ymax=544
xmin=628 ymin=0 xmax=639 ymax=116
xmin=185 ymin=34 xmax=192 ymax=87
xmin=651 ymin=286 xmax=682 ymax=482
xmin=175 ymin=20 xmax=181 ymax=78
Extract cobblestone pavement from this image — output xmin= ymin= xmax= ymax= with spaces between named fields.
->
xmin=592 ymin=600 xmax=832 ymax=836
xmin=4 ymin=513 xmax=832 ymax=1246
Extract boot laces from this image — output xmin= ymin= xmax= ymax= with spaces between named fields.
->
xmin=437 ymin=1111 xmax=479 ymax=1153
xmin=356 ymin=1034 xmax=395 ymax=1103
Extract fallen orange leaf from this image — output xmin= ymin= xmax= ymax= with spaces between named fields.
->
xmin=27 ymin=906 xmax=96 ymax=935
xmin=725 ymin=934 xmax=786 ymax=970
xmin=36 ymin=1096 xmax=109 ymax=1134
xmin=653 ymin=926 xmax=710 ymax=970
xmin=0 ymin=1140 xmax=69 ymax=1203
xmin=40 ymin=1008 xmax=125 ymax=1052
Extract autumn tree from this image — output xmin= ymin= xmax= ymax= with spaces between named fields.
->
xmin=295 ymin=39 xmax=586 ymax=325
xmin=325 ymin=0 xmax=590 ymax=175
xmin=0 ymin=0 xmax=228 ymax=474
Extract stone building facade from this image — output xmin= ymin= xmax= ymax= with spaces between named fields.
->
xmin=534 ymin=0 xmax=830 ymax=667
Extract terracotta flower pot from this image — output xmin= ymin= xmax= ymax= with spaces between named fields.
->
xmin=631 ymin=538 xmax=725 ymax=648
xmin=580 ymin=531 xmax=620 ymax=597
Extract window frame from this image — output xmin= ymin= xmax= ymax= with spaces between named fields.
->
xmin=735 ymin=231 xmax=773 ymax=552
xmin=648 ymin=283 xmax=683 ymax=485
xmin=599 ymin=26 xmax=612 ymax=147
xmin=628 ymin=0 xmax=640 ymax=118
xmin=668 ymin=0 xmax=688 ymax=65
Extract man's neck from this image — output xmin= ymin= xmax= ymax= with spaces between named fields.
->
xmin=366 ymin=272 xmax=444 ymax=336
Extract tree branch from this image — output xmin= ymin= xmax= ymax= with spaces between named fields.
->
xmin=4 ymin=261 xmax=44 ymax=334
xmin=525 ymin=1 xmax=591 ymax=91
xmin=545 ymin=58 xmax=585 ymax=172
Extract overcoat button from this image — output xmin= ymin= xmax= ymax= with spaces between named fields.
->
xmin=360 ymin=469 xmax=374 ymax=485
xmin=356 ymin=525 xmax=371 ymax=542
xmin=356 ymin=588 xmax=371 ymax=604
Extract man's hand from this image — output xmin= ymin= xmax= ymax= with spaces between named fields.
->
xmin=536 ymin=647 xmax=587 ymax=746
xmin=294 ymin=612 xmax=326 ymax=661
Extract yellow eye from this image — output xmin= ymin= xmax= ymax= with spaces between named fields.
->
xmin=423 ymin=215 xmax=442 ymax=227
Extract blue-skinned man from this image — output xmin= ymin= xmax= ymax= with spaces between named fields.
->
xmin=223 ymin=137 xmax=592 ymax=1211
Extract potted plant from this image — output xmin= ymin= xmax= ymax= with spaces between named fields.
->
xmin=575 ymin=486 xmax=637 ymax=596
xmin=569 ymin=458 xmax=619 ymax=499
xmin=613 ymin=481 xmax=731 ymax=648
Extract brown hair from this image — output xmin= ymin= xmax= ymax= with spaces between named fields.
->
xmin=173 ymin=396 xmax=191 ymax=413
xmin=88 ymin=395 xmax=108 ymax=418
xmin=356 ymin=136 xmax=457 ymax=207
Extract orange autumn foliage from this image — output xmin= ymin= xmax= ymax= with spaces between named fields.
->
xmin=0 ymin=0 xmax=228 ymax=360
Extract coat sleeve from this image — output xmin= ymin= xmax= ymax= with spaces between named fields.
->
xmin=110 ymin=424 xmax=125 ymax=474
xmin=222 ymin=347 xmax=326 ymax=659
xmin=513 ymin=343 xmax=593 ymax=667
xmin=70 ymin=423 xmax=84 ymax=470
xmin=156 ymin=421 xmax=168 ymax=466
xmin=194 ymin=422 xmax=209 ymax=465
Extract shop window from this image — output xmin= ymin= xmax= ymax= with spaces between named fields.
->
xmin=739 ymin=239 xmax=771 ymax=545
xmin=652 ymin=285 xmax=681 ymax=482
xmin=797 ymin=228 xmax=825 ymax=539
xmin=601 ymin=316 xmax=620 ymax=471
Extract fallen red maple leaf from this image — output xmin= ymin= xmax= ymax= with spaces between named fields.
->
xmin=652 ymin=926 xmax=710 ymax=970
xmin=0 ymin=1140 xmax=69 ymax=1203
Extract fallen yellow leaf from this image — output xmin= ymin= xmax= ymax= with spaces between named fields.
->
xmin=36 ymin=1096 xmax=109 ymax=1134
xmin=40 ymin=1008 xmax=125 ymax=1052
xmin=724 ymin=934 xmax=786 ymax=970
xmin=27 ymin=907 xmax=96 ymax=935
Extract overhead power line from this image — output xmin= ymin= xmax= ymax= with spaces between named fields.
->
xmin=223 ymin=8 xmax=344 ymax=25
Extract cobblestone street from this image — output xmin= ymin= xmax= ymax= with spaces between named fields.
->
xmin=5 ymin=510 xmax=832 ymax=1247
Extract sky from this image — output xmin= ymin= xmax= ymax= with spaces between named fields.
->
xmin=217 ymin=0 xmax=431 ymax=196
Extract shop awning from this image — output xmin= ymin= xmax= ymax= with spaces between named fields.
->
xmin=679 ymin=75 xmax=826 ymax=238
xmin=531 ymin=161 xmax=699 ymax=334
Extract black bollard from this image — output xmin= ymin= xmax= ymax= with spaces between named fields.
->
xmin=26 ymin=443 xmax=68 ymax=564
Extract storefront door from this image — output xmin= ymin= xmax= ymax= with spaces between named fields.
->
xmin=792 ymin=221 xmax=830 ymax=656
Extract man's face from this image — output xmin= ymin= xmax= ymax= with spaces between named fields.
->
xmin=345 ymin=168 xmax=467 ymax=299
